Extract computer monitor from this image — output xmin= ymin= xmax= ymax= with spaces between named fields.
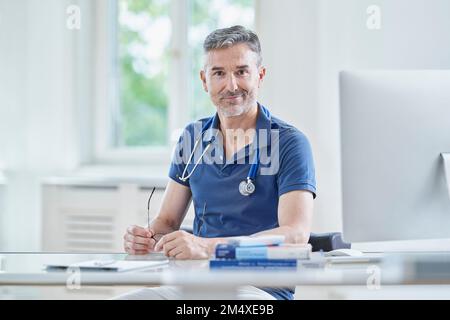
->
xmin=339 ymin=70 xmax=450 ymax=243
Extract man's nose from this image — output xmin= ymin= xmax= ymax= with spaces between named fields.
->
xmin=225 ymin=74 xmax=238 ymax=92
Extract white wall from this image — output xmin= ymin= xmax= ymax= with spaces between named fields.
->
xmin=0 ymin=0 xmax=93 ymax=250
xmin=0 ymin=0 xmax=31 ymax=251
xmin=257 ymin=0 xmax=450 ymax=234
xmin=316 ymin=0 xmax=450 ymax=236
xmin=256 ymin=0 xmax=326 ymax=230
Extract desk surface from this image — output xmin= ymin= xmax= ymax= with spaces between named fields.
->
xmin=1 ymin=252 xmax=450 ymax=285
xmin=2 ymin=252 xmax=450 ymax=299
xmin=0 ymin=252 xmax=393 ymax=286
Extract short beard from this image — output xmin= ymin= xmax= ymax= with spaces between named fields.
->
xmin=217 ymin=92 xmax=256 ymax=118
xmin=218 ymin=103 xmax=252 ymax=118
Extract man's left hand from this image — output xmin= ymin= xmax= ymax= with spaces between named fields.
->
xmin=154 ymin=230 xmax=210 ymax=260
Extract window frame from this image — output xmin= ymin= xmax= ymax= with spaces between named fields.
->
xmin=92 ymin=0 xmax=256 ymax=165
xmin=93 ymin=0 xmax=189 ymax=165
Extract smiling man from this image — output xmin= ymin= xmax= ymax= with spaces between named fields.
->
xmin=120 ymin=25 xmax=316 ymax=300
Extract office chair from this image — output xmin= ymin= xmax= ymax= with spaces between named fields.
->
xmin=307 ymin=232 xmax=351 ymax=251
xmin=180 ymin=227 xmax=351 ymax=252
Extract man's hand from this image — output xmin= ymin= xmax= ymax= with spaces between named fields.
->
xmin=154 ymin=230 xmax=210 ymax=260
xmin=123 ymin=225 xmax=157 ymax=255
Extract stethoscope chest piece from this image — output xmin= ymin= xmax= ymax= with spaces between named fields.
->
xmin=239 ymin=178 xmax=255 ymax=196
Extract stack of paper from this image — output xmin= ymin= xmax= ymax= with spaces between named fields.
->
xmin=45 ymin=259 xmax=169 ymax=272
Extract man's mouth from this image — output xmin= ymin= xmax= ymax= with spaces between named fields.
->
xmin=223 ymin=94 xmax=243 ymax=100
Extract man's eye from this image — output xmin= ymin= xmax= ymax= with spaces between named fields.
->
xmin=237 ymin=70 xmax=247 ymax=76
xmin=214 ymin=71 xmax=224 ymax=76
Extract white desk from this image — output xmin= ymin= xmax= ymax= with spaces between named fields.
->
xmin=1 ymin=252 xmax=450 ymax=299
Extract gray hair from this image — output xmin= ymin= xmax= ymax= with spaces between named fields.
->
xmin=203 ymin=25 xmax=262 ymax=66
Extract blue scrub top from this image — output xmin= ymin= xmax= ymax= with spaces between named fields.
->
xmin=169 ymin=103 xmax=316 ymax=300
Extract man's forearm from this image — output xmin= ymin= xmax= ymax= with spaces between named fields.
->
xmin=202 ymin=226 xmax=310 ymax=257
xmin=252 ymin=226 xmax=310 ymax=245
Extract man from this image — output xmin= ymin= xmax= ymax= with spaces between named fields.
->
xmin=120 ymin=25 xmax=316 ymax=300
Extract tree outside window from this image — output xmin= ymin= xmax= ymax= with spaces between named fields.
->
xmin=115 ymin=0 xmax=254 ymax=149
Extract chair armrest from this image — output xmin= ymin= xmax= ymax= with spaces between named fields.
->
xmin=308 ymin=232 xmax=351 ymax=252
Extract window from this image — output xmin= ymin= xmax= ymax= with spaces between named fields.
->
xmin=96 ymin=0 xmax=255 ymax=163
xmin=188 ymin=0 xmax=255 ymax=120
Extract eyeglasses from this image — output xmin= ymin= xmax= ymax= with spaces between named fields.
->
xmin=147 ymin=187 xmax=155 ymax=229
xmin=147 ymin=187 xmax=164 ymax=242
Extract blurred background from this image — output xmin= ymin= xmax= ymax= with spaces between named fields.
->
xmin=1 ymin=0 xmax=450 ymax=252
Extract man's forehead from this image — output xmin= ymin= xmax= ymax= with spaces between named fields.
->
xmin=204 ymin=44 xmax=258 ymax=69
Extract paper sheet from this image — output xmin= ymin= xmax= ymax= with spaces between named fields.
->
xmin=45 ymin=259 xmax=169 ymax=272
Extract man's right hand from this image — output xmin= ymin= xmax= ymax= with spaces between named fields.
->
xmin=123 ymin=225 xmax=156 ymax=255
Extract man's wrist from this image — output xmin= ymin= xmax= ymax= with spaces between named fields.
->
xmin=203 ymin=237 xmax=227 ymax=256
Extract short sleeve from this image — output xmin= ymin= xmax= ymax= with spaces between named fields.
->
xmin=168 ymin=125 xmax=193 ymax=187
xmin=277 ymin=129 xmax=317 ymax=198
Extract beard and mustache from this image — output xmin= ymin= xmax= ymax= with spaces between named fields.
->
xmin=216 ymin=89 xmax=256 ymax=118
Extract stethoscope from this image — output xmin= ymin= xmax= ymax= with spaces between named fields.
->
xmin=179 ymin=107 xmax=270 ymax=196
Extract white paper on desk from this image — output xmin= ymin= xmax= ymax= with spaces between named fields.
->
xmin=45 ymin=259 xmax=169 ymax=272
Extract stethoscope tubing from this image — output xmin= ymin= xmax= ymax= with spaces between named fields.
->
xmin=178 ymin=106 xmax=270 ymax=194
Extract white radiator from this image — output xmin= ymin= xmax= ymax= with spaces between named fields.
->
xmin=42 ymin=180 xmax=194 ymax=252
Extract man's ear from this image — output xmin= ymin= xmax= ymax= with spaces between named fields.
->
xmin=200 ymin=70 xmax=208 ymax=93
xmin=258 ymin=66 xmax=266 ymax=88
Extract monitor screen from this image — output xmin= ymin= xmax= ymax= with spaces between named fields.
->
xmin=339 ymin=70 xmax=450 ymax=243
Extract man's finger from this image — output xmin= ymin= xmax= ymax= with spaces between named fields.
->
xmin=125 ymin=243 xmax=149 ymax=255
xmin=166 ymin=244 xmax=185 ymax=258
xmin=155 ymin=231 xmax=180 ymax=251
xmin=148 ymin=238 xmax=157 ymax=250
xmin=127 ymin=225 xmax=151 ymax=238
xmin=131 ymin=243 xmax=149 ymax=250
xmin=174 ymin=250 xmax=189 ymax=260
xmin=162 ymin=237 xmax=183 ymax=256
xmin=128 ymin=249 xmax=149 ymax=255
xmin=146 ymin=228 xmax=155 ymax=238
xmin=124 ymin=234 xmax=151 ymax=246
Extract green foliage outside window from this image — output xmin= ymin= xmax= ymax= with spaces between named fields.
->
xmin=118 ymin=0 xmax=170 ymax=147
xmin=189 ymin=0 xmax=254 ymax=120
xmin=117 ymin=0 xmax=254 ymax=147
